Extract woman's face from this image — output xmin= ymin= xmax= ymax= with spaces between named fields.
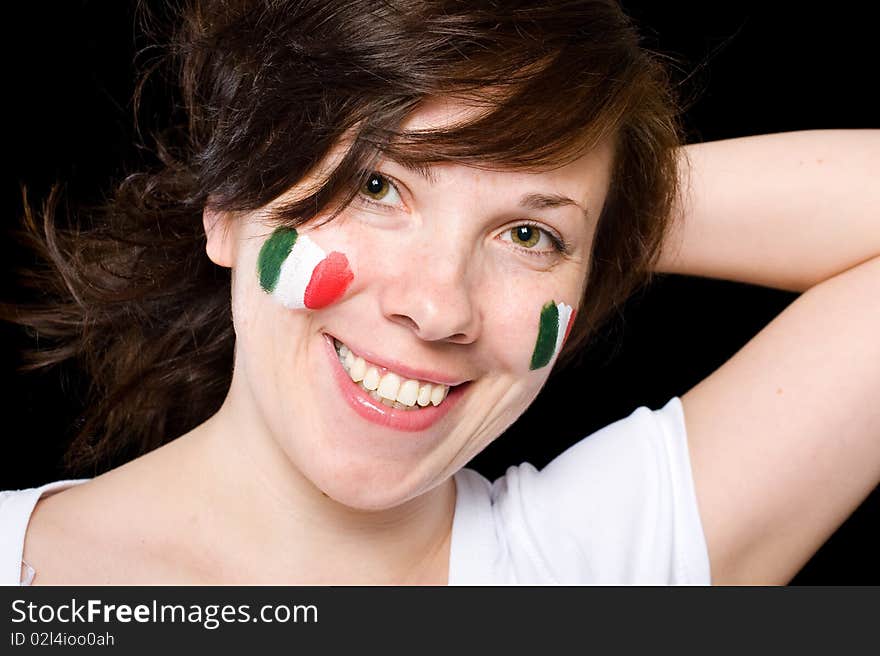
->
xmin=208 ymin=100 xmax=615 ymax=510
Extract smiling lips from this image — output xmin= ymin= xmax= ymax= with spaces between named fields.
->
xmin=334 ymin=339 xmax=450 ymax=410
xmin=324 ymin=335 xmax=465 ymax=432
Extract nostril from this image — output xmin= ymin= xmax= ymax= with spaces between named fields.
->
xmin=387 ymin=305 xmax=477 ymax=343
xmin=390 ymin=314 xmax=420 ymax=332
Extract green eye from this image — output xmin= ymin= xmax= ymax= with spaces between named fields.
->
xmin=363 ymin=173 xmax=391 ymax=200
xmin=500 ymin=223 xmax=565 ymax=255
xmin=359 ymin=172 xmax=404 ymax=208
xmin=510 ymin=225 xmax=540 ymax=248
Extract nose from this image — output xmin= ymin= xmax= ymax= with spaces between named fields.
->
xmin=377 ymin=235 xmax=481 ymax=344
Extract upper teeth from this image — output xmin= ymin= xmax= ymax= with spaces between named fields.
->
xmin=335 ymin=340 xmax=450 ymax=409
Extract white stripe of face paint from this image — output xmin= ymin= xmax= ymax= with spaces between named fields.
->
xmin=272 ymin=234 xmax=327 ymax=309
xmin=552 ymin=302 xmax=573 ymax=359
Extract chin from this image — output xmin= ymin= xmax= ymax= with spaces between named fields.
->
xmin=306 ymin=456 xmax=441 ymax=512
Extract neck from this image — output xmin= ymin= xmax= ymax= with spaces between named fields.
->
xmin=175 ymin=390 xmax=457 ymax=585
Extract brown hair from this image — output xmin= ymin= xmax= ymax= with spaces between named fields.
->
xmin=2 ymin=0 xmax=692 ymax=475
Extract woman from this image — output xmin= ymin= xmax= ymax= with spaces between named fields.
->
xmin=1 ymin=0 xmax=878 ymax=585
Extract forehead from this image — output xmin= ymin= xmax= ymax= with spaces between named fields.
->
xmin=397 ymin=97 xmax=617 ymax=210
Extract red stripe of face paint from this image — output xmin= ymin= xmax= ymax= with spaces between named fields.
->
xmin=303 ymin=251 xmax=354 ymax=309
xmin=561 ymin=308 xmax=576 ymax=346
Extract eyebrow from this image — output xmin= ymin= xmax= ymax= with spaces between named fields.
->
xmin=394 ymin=159 xmax=590 ymax=221
xmin=396 ymin=159 xmax=439 ymax=184
xmin=519 ymin=192 xmax=589 ymax=221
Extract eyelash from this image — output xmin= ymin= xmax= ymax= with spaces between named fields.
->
xmin=505 ymin=221 xmax=570 ymax=257
xmin=356 ymin=171 xmax=570 ymax=257
xmin=357 ymin=172 xmax=406 ymax=211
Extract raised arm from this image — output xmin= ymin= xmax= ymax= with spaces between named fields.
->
xmin=657 ymin=130 xmax=880 ymax=583
xmin=658 ymin=130 xmax=880 ymax=292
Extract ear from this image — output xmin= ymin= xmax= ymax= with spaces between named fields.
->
xmin=202 ymin=206 xmax=237 ymax=268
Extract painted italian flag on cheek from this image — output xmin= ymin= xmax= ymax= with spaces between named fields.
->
xmin=529 ymin=301 xmax=575 ymax=371
xmin=257 ymin=227 xmax=354 ymax=309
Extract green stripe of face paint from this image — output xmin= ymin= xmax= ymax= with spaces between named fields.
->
xmin=258 ymin=227 xmax=298 ymax=293
xmin=530 ymin=301 xmax=559 ymax=370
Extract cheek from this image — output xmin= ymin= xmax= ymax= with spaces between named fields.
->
xmin=485 ymin=278 xmax=577 ymax=373
xmin=256 ymin=227 xmax=354 ymax=310
xmin=528 ymin=301 xmax=576 ymax=371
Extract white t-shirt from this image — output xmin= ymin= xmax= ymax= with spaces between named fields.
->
xmin=0 ymin=396 xmax=710 ymax=585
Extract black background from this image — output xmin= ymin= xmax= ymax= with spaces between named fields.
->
xmin=1 ymin=1 xmax=878 ymax=583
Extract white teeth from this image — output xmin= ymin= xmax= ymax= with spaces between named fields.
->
xmin=350 ymin=356 xmax=366 ymax=383
xmin=397 ymin=379 xmax=420 ymax=407
xmin=362 ymin=367 xmax=381 ymax=391
xmin=334 ymin=338 xmax=455 ymax=410
xmin=417 ymin=383 xmax=433 ymax=407
xmin=377 ymin=372 xmax=402 ymax=401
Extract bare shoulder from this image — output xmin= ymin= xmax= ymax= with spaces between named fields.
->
xmin=23 ymin=478 xmax=127 ymax=584
xmin=23 ymin=444 xmax=201 ymax=585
